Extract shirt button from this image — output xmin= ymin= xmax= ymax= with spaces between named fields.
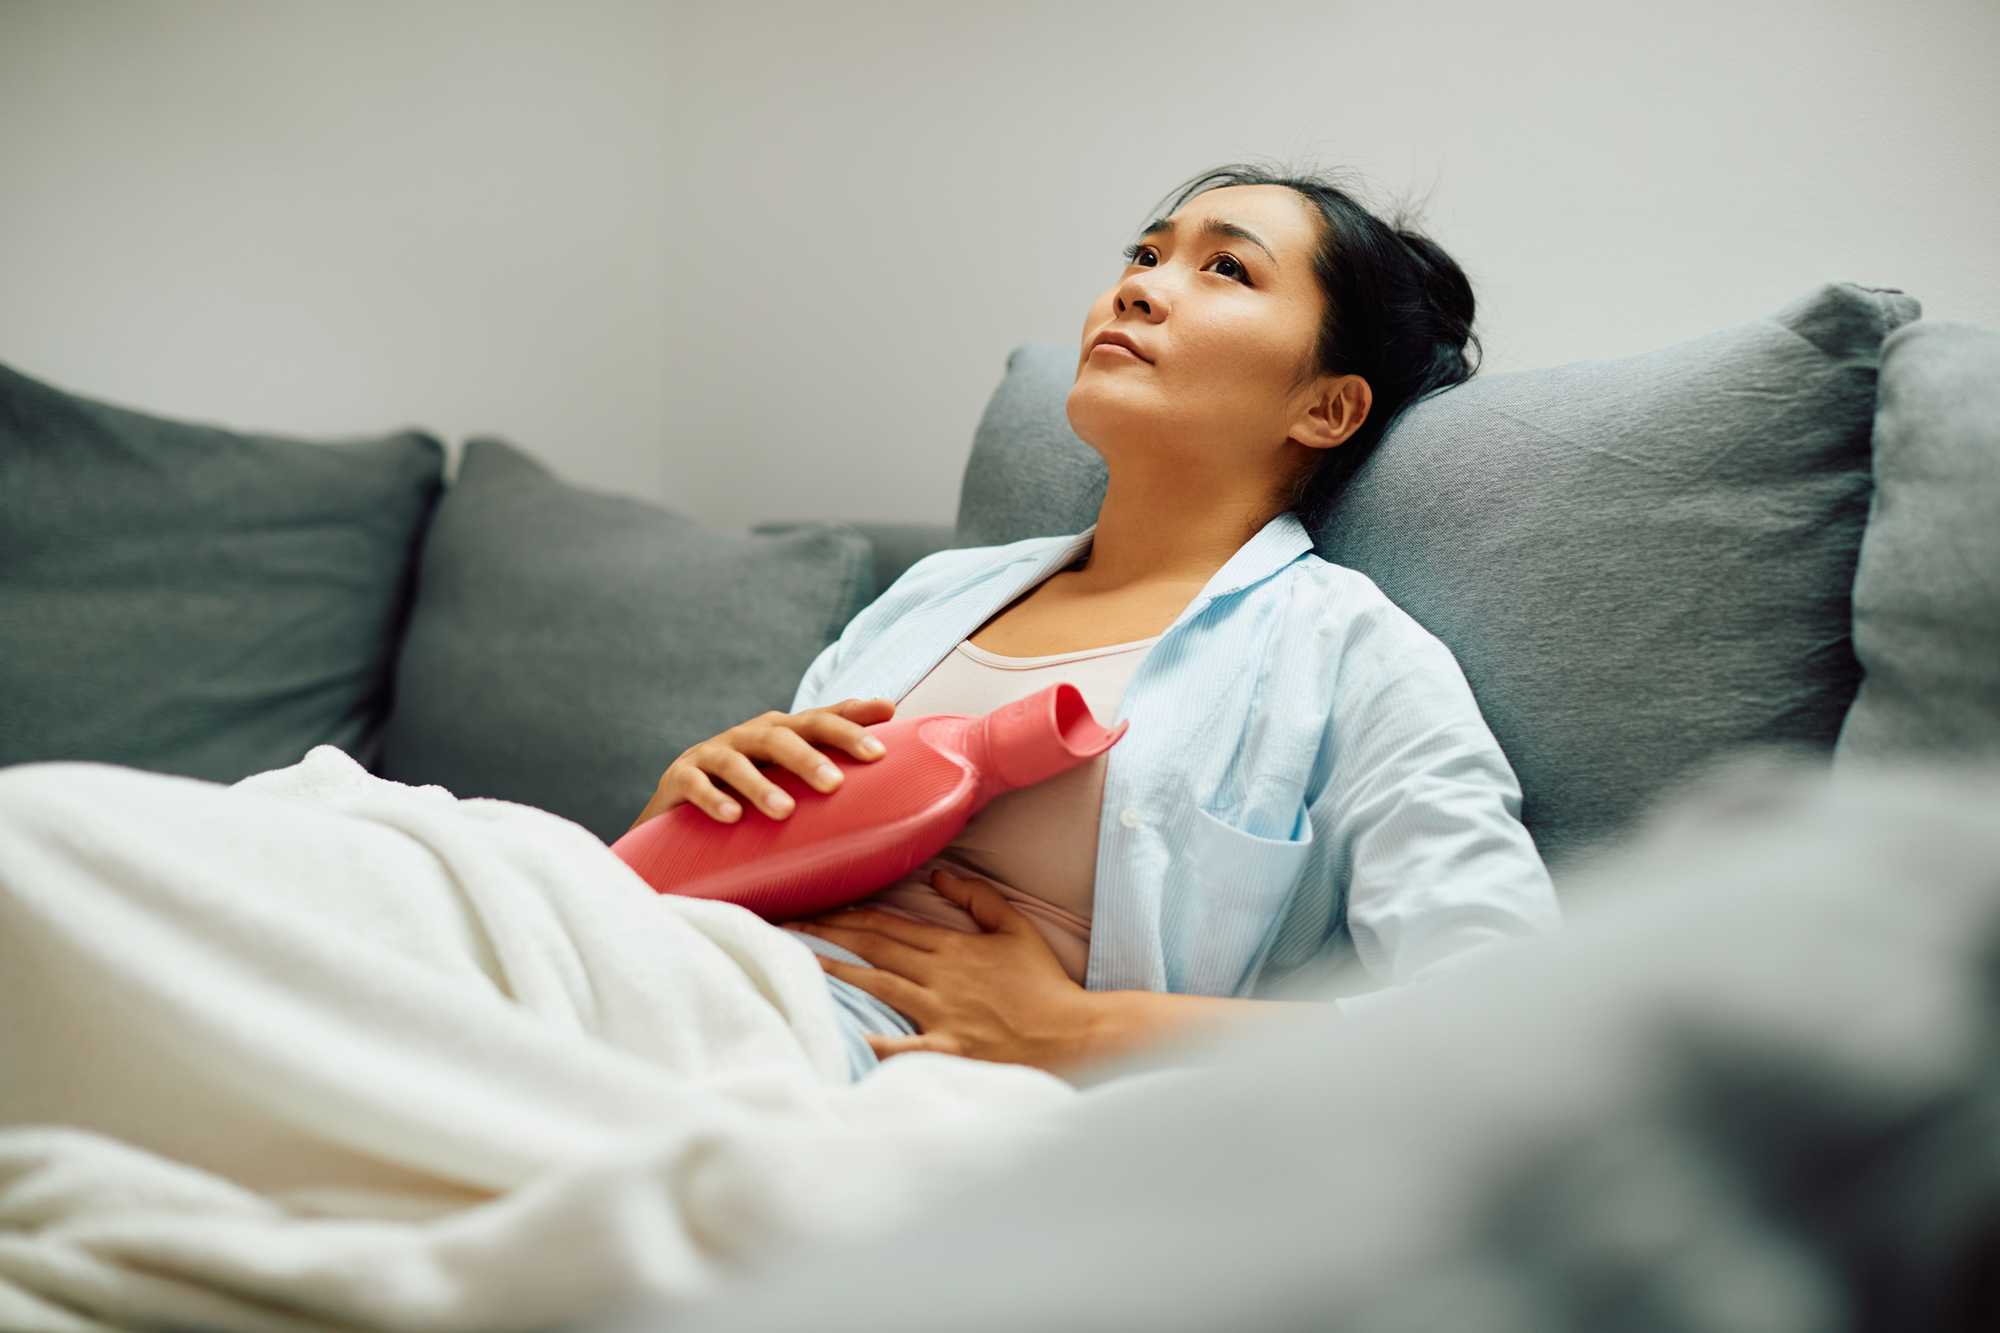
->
xmin=1119 ymin=806 xmax=1144 ymax=829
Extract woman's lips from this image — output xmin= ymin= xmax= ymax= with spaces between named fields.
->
xmin=1089 ymin=342 xmax=1146 ymax=362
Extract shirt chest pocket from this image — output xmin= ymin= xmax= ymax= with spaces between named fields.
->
xmin=1167 ymin=801 xmax=1316 ymax=995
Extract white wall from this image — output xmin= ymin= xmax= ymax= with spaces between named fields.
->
xmin=4 ymin=0 xmax=1994 ymax=529
xmin=0 ymin=1 xmax=674 ymax=498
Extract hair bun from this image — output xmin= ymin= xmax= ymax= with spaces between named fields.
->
xmin=1396 ymin=228 xmax=1474 ymax=332
xmin=1394 ymin=228 xmax=1438 ymax=265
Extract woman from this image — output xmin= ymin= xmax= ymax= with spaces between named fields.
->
xmin=628 ymin=162 xmax=1563 ymax=1085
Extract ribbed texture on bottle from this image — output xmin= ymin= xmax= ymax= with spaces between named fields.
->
xmin=621 ymin=741 xmax=976 ymax=920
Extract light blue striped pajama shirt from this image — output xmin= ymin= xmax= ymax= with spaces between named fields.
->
xmin=784 ymin=510 xmax=1563 ymax=1081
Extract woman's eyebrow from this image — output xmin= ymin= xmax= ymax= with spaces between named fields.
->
xmin=1136 ymin=216 xmax=1277 ymax=267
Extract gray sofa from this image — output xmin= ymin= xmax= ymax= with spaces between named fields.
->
xmin=5 ymin=279 xmax=1999 ymax=1331
xmin=4 ymin=279 xmax=1992 ymax=884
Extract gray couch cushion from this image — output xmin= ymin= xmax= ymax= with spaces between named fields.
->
xmin=1836 ymin=320 xmax=2000 ymax=763
xmin=377 ymin=437 xmax=875 ymax=844
xmin=754 ymin=519 xmax=961 ymax=603
xmin=0 ymin=359 xmax=443 ymax=781
xmin=954 ymin=282 xmax=1921 ymax=873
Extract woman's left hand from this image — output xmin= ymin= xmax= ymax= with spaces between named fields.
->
xmin=790 ymin=867 xmax=1093 ymax=1073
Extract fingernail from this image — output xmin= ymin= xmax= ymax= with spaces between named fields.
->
xmin=815 ymin=764 xmax=841 ymax=785
xmin=718 ymin=801 xmax=740 ymax=817
xmin=766 ymin=791 xmax=793 ymax=811
xmin=861 ymin=738 xmax=885 ymax=756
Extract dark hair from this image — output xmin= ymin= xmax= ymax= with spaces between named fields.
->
xmin=1134 ymin=159 xmax=1482 ymax=533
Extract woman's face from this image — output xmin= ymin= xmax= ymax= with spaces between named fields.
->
xmin=1067 ymin=183 xmax=1352 ymax=508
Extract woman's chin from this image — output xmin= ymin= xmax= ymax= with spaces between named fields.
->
xmin=1065 ymin=389 xmax=1157 ymax=449
xmin=1066 ymin=376 xmax=1153 ymax=412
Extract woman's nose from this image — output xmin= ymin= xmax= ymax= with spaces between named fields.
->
xmin=1115 ymin=279 xmax=1158 ymax=317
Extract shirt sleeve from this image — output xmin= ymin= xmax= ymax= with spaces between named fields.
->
xmin=1306 ymin=582 xmax=1563 ymax=1015
xmin=787 ymin=630 xmax=851 ymax=717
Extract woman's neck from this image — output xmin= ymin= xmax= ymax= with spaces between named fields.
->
xmin=1070 ymin=491 xmax=1276 ymax=593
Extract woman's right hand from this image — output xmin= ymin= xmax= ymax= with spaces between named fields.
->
xmin=627 ymin=697 xmax=897 ymax=833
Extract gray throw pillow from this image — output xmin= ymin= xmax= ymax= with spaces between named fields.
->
xmin=953 ymin=281 xmax=1920 ymax=873
xmin=376 ymin=437 xmax=876 ymax=845
xmin=0 ymin=360 xmax=444 ymax=781
xmin=1835 ymin=320 xmax=2000 ymax=764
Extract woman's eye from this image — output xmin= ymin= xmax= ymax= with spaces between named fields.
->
xmin=1119 ymin=243 xmax=1250 ymax=285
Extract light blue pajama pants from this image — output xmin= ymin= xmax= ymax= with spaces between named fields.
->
xmin=782 ymin=926 xmax=920 ymax=1082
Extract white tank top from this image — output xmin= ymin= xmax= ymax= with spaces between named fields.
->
xmin=781 ymin=631 xmax=1158 ymax=985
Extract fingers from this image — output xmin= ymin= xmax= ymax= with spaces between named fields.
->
xmin=926 ymin=866 xmax=1019 ymax=933
xmin=866 ymin=1033 xmax=936 ymax=1060
xmin=672 ymin=762 xmax=746 ymax=823
xmin=760 ymin=727 xmax=849 ymax=798
xmin=801 ymin=924 xmax=933 ymax=975
xmin=816 ymin=952 xmax=930 ymax=1015
xmin=728 ymin=704 xmax=895 ymax=820
xmin=801 ymin=707 xmax=890 ymax=763
xmin=653 ymin=698 xmax=899 ymax=827
xmin=797 ymin=905 xmax=939 ymax=951
xmin=628 ymin=771 xmax=698 ymax=831
xmin=708 ymin=748 xmax=798 ymax=820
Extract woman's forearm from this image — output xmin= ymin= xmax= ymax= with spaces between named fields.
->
xmin=1056 ymin=988 xmax=1327 ymax=1074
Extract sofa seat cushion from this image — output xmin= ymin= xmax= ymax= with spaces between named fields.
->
xmin=0 ymin=360 xmax=444 ymax=781
xmin=376 ymin=437 xmax=875 ymax=845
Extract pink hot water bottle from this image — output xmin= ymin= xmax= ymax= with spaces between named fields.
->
xmin=610 ymin=681 xmax=1129 ymax=922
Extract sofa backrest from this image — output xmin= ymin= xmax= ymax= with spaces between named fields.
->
xmin=16 ymin=283 xmax=1989 ymax=872
xmin=756 ymin=519 xmax=962 ymax=606
xmin=955 ymin=282 xmax=1923 ymax=873
xmin=372 ymin=437 xmax=881 ymax=844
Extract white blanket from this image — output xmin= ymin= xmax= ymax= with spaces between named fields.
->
xmin=0 ymin=745 xmax=1084 ymax=1331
